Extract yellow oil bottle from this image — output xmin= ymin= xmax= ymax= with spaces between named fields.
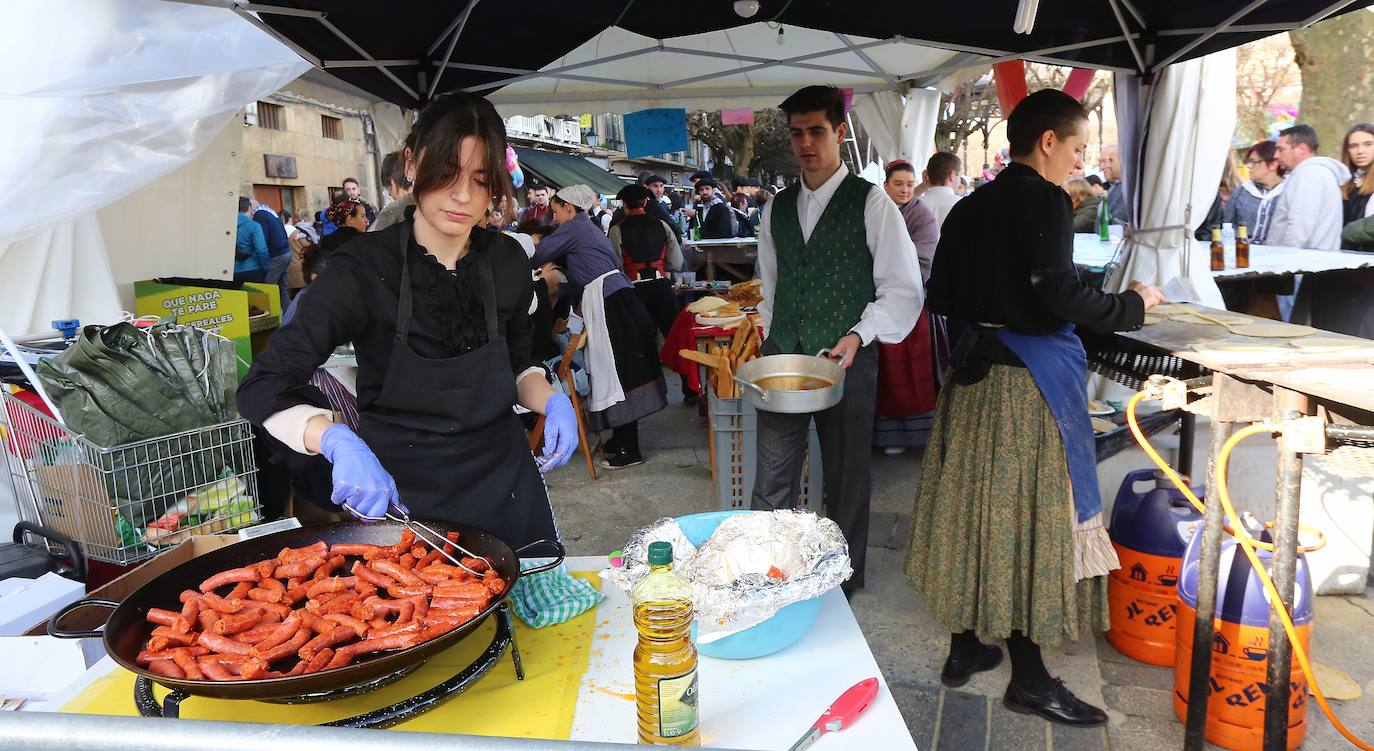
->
xmin=632 ymin=541 xmax=700 ymax=746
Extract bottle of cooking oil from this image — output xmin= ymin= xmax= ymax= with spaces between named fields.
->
xmin=632 ymin=541 xmax=699 ymax=746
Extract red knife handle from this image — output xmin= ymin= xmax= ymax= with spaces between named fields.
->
xmin=814 ymin=677 xmax=880 ymax=733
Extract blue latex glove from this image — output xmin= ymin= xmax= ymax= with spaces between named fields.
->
xmin=318 ymin=424 xmax=404 ymax=520
xmin=538 ymin=392 xmax=578 ymax=473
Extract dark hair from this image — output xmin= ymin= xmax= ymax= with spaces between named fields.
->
xmin=407 ymin=92 xmax=512 ymax=203
xmin=1006 ymin=89 xmax=1089 ymax=159
xmin=380 ymin=151 xmax=406 ymax=191
xmin=301 ymin=241 xmax=328 ymax=284
xmin=527 ymin=182 xmax=550 ymax=194
xmin=731 ymin=192 xmax=749 ymax=209
xmin=517 ymin=219 xmax=553 ymax=238
xmin=550 ymin=195 xmax=583 ymax=214
xmin=342 ymin=177 xmax=359 ymax=187
xmin=237 ymin=197 xmax=253 ymax=213
xmin=1280 ymin=124 xmax=1319 ymax=153
xmin=330 ymin=189 xmax=346 ymax=203
xmin=668 ymin=192 xmax=685 ymax=211
xmin=1085 ymin=174 xmax=1104 ymax=187
xmin=1246 ymin=140 xmax=1278 ymax=167
xmin=780 ymin=85 xmax=846 ymax=128
xmin=884 ymin=160 xmax=916 ymax=180
xmin=926 ymin=152 xmax=962 ymax=184
xmin=755 ymin=188 xmax=773 ymax=208
xmin=1341 ymin=123 xmax=1374 ymax=200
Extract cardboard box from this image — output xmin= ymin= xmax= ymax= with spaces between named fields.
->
xmin=1 ymin=572 xmax=87 ymax=637
xmin=23 ymin=534 xmax=241 ymax=638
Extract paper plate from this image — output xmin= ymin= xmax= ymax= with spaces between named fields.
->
xmin=696 ymin=313 xmax=746 ymax=327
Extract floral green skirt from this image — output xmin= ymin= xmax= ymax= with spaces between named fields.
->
xmin=905 ymin=364 xmax=1110 ymax=647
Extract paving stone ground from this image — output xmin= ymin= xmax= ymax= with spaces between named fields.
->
xmin=545 ymin=372 xmax=1374 ymax=750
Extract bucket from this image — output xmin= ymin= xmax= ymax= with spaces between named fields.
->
xmin=1106 ymin=469 xmax=1204 ymax=666
xmin=1172 ymin=523 xmax=1313 ymax=751
xmin=675 ymin=510 xmax=825 ymax=660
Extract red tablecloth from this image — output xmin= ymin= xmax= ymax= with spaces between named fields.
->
xmin=659 ymin=308 xmax=760 ymax=394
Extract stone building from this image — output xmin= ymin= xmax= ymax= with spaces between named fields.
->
xmin=238 ymin=72 xmax=388 ymax=221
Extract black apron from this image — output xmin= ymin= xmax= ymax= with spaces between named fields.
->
xmin=357 ymin=222 xmax=557 ymax=548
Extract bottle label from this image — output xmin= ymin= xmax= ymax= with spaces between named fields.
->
xmin=657 ymin=669 xmax=700 ymax=738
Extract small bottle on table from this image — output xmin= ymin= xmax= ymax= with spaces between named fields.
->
xmin=1235 ymin=223 xmax=1250 ymax=269
xmin=1209 ymin=225 xmax=1225 ymax=271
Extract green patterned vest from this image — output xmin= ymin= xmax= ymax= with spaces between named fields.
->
xmin=768 ymin=174 xmax=876 ymax=354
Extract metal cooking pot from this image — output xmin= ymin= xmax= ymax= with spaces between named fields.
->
xmin=732 ymin=350 xmax=845 ymax=414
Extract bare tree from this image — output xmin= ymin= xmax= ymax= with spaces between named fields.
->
xmin=687 ymin=109 xmax=796 ymax=181
xmin=1233 ymin=36 xmax=1300 ymax=146
xmin=935 ymin=70 xmax=1000 ymax=157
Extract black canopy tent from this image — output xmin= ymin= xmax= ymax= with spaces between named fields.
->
xmin=200 ymin=0 xmax=1370 ymax=108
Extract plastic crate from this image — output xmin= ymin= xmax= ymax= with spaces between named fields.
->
xmin=708 ymin=386 xmax=821 ymax=511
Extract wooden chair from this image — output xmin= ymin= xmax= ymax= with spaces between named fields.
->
xmin=528 ymin=331 xmax=601 ymax=480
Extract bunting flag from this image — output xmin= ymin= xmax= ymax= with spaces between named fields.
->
xmin=721 ymin=108 xmax=755 ymax=125
xmin=1062 ymin=68 xmax=1095 ymax=100
xmin=624 ymin=108 xmax=688 ymax=159
xmin=992 ymin=60 xmax=1028 ymax=115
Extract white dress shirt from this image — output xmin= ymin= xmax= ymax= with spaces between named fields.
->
xmin=756 ymin=164 xmax=924 ymax=346
xmin=920 ymin=185 xmax=961 ymax=228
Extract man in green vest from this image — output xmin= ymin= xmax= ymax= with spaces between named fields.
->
xmin=753 ymin=85 xmax=925 ymax=596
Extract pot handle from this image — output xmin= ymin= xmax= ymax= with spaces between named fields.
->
xmin=48 ymin=598 xmax=120 ymax=639
xmin=815 ymin=348 xmax=839 ymax=361
xmin=733 ymin=375 xmax=768 ymax=402
xmin=514 ymin=539 xmax=566 ymax=576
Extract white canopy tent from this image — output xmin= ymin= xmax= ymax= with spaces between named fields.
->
xmin=478 ymin=24 xmax=961 ymax=118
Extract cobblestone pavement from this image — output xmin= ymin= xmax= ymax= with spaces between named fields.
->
xmin=545 ymin=374 xmax=1374 ymax=750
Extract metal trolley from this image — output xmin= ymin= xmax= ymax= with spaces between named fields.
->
xmin=1 ymin=388 xmax=260 ymax=565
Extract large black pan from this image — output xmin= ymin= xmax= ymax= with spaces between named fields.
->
xmin=48 ymin=519 xmax=563 ymax=701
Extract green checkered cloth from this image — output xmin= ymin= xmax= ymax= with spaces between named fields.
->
xmin=510 ymin=560 xmax=603 ymax=628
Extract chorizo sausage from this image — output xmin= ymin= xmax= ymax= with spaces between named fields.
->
xmin=146 ymin=608 xmax=191 ymax=633
xmin=277 ymin=541 xmax=327 ymax=562
xmin=213 ymin=611 xmax=265 ymax=636
xmin=328 ymin=543 xmax=378 ymax=557
xmin=298 ymin=625 xmax=355 ymax=662
xmin=350 ymin=561 xmax=395 ymax=588
xmin=196 ymin=631 xmax=256 ymax=656
xmin=253 ymin=614 xmax=302 ymax=651
xmin=198 ymin=567 xmax=258 ymax=594
xmin=274 ymin=555 xmax=326 ymax=579
xmin=146 ymin=658 xmax=186 ymax=679
xmin=313 ymin=555 xmax=347 ymax=581
xmin=322 ymin=613 xmax=368 ymax=638
xmin=201 ymin=592 xmax=244 ymax=614
xmin=255 ymin=628 xmax=311 ymax=663
xmin=371 ymin=560 xmax=423 ymax=586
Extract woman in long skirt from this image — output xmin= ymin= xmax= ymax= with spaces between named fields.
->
xmin=905 ymin=90 xmax=1166 ymax=726
xmin=872 ymin=160 xmax=945 ymax=453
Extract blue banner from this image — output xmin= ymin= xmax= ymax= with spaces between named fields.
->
xmin=624 ymin=108 xmax=688 ymax=159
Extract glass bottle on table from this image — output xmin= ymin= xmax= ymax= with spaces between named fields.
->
xmin=633 ymin=541 xmax=700 ymax=746
xmin=1235 ymin=223 xmax=1250 ymax=269
xmin=1209 ymin=225 xmax=1225 ymax=271
xmin=1097 ymin=198 xmax=1112 ymax=242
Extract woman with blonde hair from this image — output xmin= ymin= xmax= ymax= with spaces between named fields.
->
xmin=1065 ymin=178 xmax=1099 ymax=233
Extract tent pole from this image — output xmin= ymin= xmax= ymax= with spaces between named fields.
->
xmin=1152 ymin=0 xmax=1271 ymax=72
xmin=317 ymin=17 xmax=419 ymax=100
xmin=426 ymin=0 xmax=481 ymax=100
xmin=462 ymin=46 xmax=662 ymax=91
xmin=898 ymin=33 xmax=1138 ymax=83
xmin=225 ymin=7 xmax=320 ymax=66
xmin=658 ymin=46 xmax=890 ymax=80
xmin=658 ymin=38 xmax=898 ymax=89
xmin=833 ymin=32 xmax=900 ymax=89
xmin=1106 ymin=0 xmax=1148 ymax=73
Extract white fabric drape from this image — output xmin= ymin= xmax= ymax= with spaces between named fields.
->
xmin=853 ymin=88 xmax=941 ymax=166
xmin=1107 ymin=50 xmax=1235 ymax=308
xmin=0 ymin=0 xmax=310 ymax=333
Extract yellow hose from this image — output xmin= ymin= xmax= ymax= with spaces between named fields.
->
xmin=1126 ymin=389 xmax=1373 ymax=750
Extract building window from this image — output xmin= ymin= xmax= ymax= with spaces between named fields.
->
xmin=257 ymin=101 xmax=285 ymax=130
xmin=321 ymin=115 xmax=342 ymax=140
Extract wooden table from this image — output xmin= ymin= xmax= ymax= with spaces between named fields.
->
xmin=685 ymin=238 xmax=758 ymax=282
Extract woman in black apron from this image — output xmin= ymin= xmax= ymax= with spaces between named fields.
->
xmin=237 ymin=93 xmax=576 ymax=548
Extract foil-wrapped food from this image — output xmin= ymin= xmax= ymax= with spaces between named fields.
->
xmin=605 ymin=510 xmax=851 ymax=642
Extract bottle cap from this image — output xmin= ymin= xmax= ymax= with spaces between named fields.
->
xmin=647 ymin=541 xmax=673 ymax=565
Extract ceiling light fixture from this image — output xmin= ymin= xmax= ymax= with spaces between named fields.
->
xmin=733 ymin=0 xmax=760 ymax=18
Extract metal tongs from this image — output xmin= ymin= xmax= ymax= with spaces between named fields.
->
xmin=344 ymin=501 xmax=483 ymax=577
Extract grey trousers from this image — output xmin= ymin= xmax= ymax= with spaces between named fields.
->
xmin=750 ymin=342 xmax=879 ymax=590
xmin=266 ymin=252 xmax=291 ymax=310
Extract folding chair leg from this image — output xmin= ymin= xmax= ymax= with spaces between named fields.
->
xmin=567 ymin=385 xmax=597 ymax=481
xmin=528 ymin=415 xmax=545 ymax=452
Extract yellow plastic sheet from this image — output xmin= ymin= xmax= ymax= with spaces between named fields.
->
xmin=62 ymin=574 xmax=601 ymax=740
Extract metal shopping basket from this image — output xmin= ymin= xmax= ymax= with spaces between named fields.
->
xmin=1 ymin=388 xmax=261 ymax=565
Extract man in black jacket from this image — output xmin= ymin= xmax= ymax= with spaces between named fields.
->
xmin=610 ymin=172 xmax=680 ymax=239
xmin=694 ymin=178 xmax=735 ymax=239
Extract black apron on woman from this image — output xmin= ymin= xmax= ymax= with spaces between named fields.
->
xmin=358 ymin=222 xmax=557 ymax=549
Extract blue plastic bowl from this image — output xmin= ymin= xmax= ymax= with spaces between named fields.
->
xmin=675 ymin=510 xmax=825 ymax=659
